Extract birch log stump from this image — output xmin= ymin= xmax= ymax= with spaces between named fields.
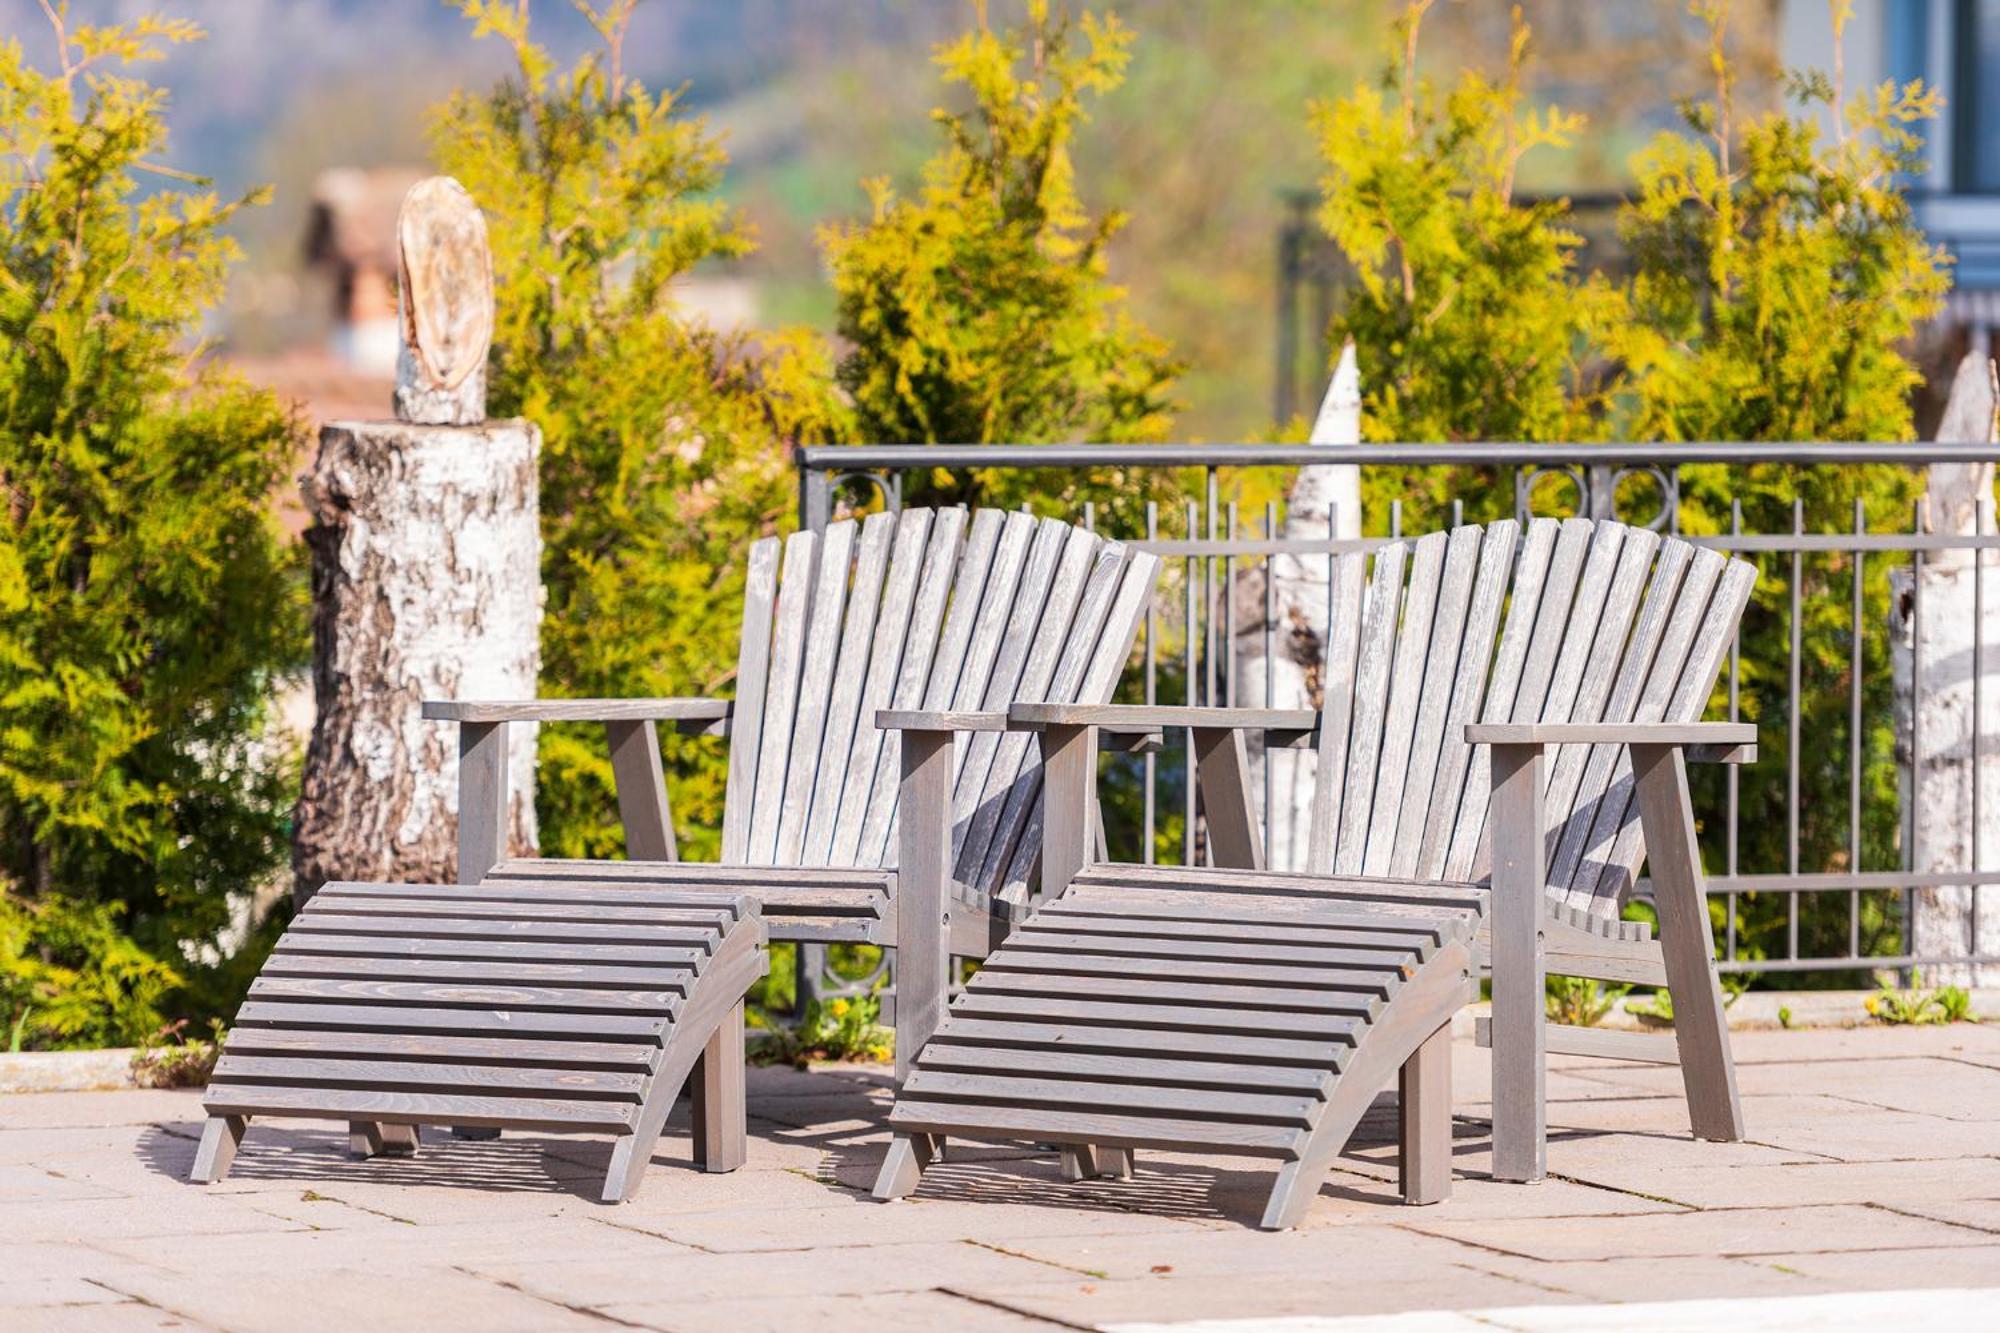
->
xmin=1233 ymin=340 xmax=1364 ymax=869
xmin=1890 ymin=351 xmax=2000 ymax=986
xmin=291 ymin=176 xmax=541 ymax=903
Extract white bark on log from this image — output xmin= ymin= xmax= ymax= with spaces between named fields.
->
xmin=292 ymin=419 xmax=543 ymax=901
xmin=1234 ymin=340 xmax=1364 ymax=870
xmin=1890 ymin=351 xmax=2000 ymax=985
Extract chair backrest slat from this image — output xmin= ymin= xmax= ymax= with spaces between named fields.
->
xmin=746 ymin=530 xmax=820 ymax=864
xmin=1443 ymin=518 xmax=1559 ymax=882
xmin=720 ymin=536 xmax=782 ymax=863
xmin=956 ymin=524 xmax=1104 ymax=886
xmin=854 ymin=509 xmax=969 ymax=866
xmin=1309 ymin=518 xmax=1755 ymax=922
xmin=797 ymin=512 xmax=897 ymax=866
xmin=1304 ymin=551 xmax=1368 ymax=874
xmin=1412 ymin=519 xmax=1519 ymax=880
xmin=996 ymin=549 xmax=1160 ymax=903
xmin=1387 ymin=524 xmax=1486 ymax=878
xmin=1539 ymin=527 xmax=1660 ymax=870
xmin=1331 ymin=541 xmax=1407 ymax=875
xmin=772 ymin=521 xmax=858 ymax=866
xmin=973 ymin=537 xmax=1136 ymax=892
xmin=1362 ymin=530 xmax=1450 ymax=877
xmin=828 ymin=510 xmax=937 ymax=866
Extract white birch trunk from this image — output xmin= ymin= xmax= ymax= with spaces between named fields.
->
xmin=1234 ymin=340 xmax=1364 ymax=870
xmin=291 ymin=418 xmax=543 ymax=900
xmin=1890 ymin=351 xmax=2000 ymax=985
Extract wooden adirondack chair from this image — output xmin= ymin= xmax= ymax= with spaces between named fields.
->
xmin=193 ymin=507 xmax=1158 ymax=1202
xmin=424 ymin=504 xmax=1159 ymax=1068
xmin=875 ymin=517 xmax=1756 ymax=1228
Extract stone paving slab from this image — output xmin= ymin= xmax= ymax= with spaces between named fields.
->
xmin=1 ymin=1027 xmax=1996 ymax=1330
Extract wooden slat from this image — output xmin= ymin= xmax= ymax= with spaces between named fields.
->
xmin=947 ymin=512 xmax=1040 ymax=773
xmin=955 ymin=525 xmax=1104 ymax=885
xmin=901 ymin=1069 xmax=1322 ymax=1127
xmin=1332 ymin=540 xmax=1408 ymax=874
xmin=1586 ymin=556 xmax=1758 ymax=912
xmin=962 ymin=971 xmax=1388 ymax=1016
xmin=1387 ymin=525 xmax=1484 ymax=877
xmin=857 ymin=507 xmax=967 ymax=867
xmin=1306 ymin=550 xmax=1369 ymax=873
xmin=1474 ymin=1017 xmax=1681 ymax=1065
xmin=1009 ymin=927 xmax=1429 ymax=967
xmin=209 ymin=1055 xmax=648 ymax=1100
xmin=720 ymin=535 xmax=780 ymax=862
xmin=927 ymin=1017 xmax=1354 ymax=1066
xmin=886 ymin=1099 xmax=1301 ymax=1157
xmin=1554 ymin=543 xmax=1724 ymax=907
xmin=1414 ymin=521 xmax=1520 ymax=878
xmin=1539 ymin=528 xmax=1659 ymax=856
xmin=914 ymin=1043 xmax=1335 ymax=1094
xmin=978 ymin=949 xmax=1410 ymax=990
xmin=975 ymin=537 xmax=1130 ymax=893
xmin=746 ymin=530 xmax=820 ymax=864
xmin=305 ymin=898 xmax=729 ymax=928
xmin=201 ymin=1084 xmax=638 ymax=1132
xmin=1025 ymin=908 xmax=1445 ymax=953
xmin=800 ymin=511 xmax=898 ymax=865
xmin=233 ymin=1001 xmax=667 ymax=1040
xmin=775 ymin=520 xmax=857 ymax=865
xmin=830 ymin=509 xmax=936 ymax=865
xmin=1364 ymin=530 xmax=1449 ymax=875
xmin=288 ymin=915 xmax=723 ymax=946
xmin=1539 ymin=536 xmax=1694 ymax=894
xmin=996 ymin=548 xmax=1161 ymax=903
xmin=260 ymin=955 xmax=695 ymax=989
xmin=949 ymin=518 xmax=1070 ymax=865
xmin=273 ymin=936 xmax=706 ymax=967
xmin=949 ymin=992 xmax=1367 ymax=1040
xmin=1443 ymin=518 xmax=1559 ymax=881
xmin=486 ymin=860 xmax=889 ymax=891
xmin=247 ymin=977 xmax=686 ymax=1014
xmin=1067 ymin=867 xmax=1486 ymax=914
xmin=215 ymin=1027 xmax=659 ymax=1071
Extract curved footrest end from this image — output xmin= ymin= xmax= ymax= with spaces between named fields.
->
xmin=194 ymin=880 xmax=770 ymax=1203
xmin=886 ymin=880 xmax=1481 ymax=1225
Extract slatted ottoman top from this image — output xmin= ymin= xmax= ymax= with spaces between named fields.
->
xmin=203 ymin=879 xmax=765 ymax=1141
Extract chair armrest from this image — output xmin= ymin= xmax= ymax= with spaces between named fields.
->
xmin=875 ymin=709 xmax=1011 ymax=734
xmin=423 ymin=697 xmax=732 ymax=736
xmin=1465 ymin=721 xmax=1756 ymax=764
xmin=1006 ymin=703 xmax=1320 ymax=734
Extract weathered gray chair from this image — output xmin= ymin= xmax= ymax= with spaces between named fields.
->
xmin=876 ymin=517 xmax=1756 ymax=1227
xmin=194 ymin=507 xmax=1158 ymax=1202
xmin=426 ymin=505 xmax=1159 ymax=1076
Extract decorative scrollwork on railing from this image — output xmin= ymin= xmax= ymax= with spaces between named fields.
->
xmin=1514 ymin=462 xmax=1678 ymax=530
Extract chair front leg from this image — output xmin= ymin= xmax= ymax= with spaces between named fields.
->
xmin=1487 ymin=742 xmax=1547 ymax=1183
xmin=894 ymin=728 xmax=955 ymax=1087
xmin=1631 ymin=744 xmax=1744 ymax=1142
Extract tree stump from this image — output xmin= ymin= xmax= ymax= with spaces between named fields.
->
xmin=291 ymin=419 xmax=542 ymax=901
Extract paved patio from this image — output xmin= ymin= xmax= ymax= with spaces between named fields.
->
xmin=2 ymin=1023 xmax=1996 ymax=1331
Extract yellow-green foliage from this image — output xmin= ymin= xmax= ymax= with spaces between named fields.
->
xmin=822 ymin=1 xmax=1182 ymax=530
xmin=1615 ymin=1 xmax=1948 ymax=443
xmin=1313 ymin=2 xmax=1619 ymax=449
xmin=0 ymin=8 xmax=304 ymax=1047
xmin=432 ymin=2 xmax=849 ymax=861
